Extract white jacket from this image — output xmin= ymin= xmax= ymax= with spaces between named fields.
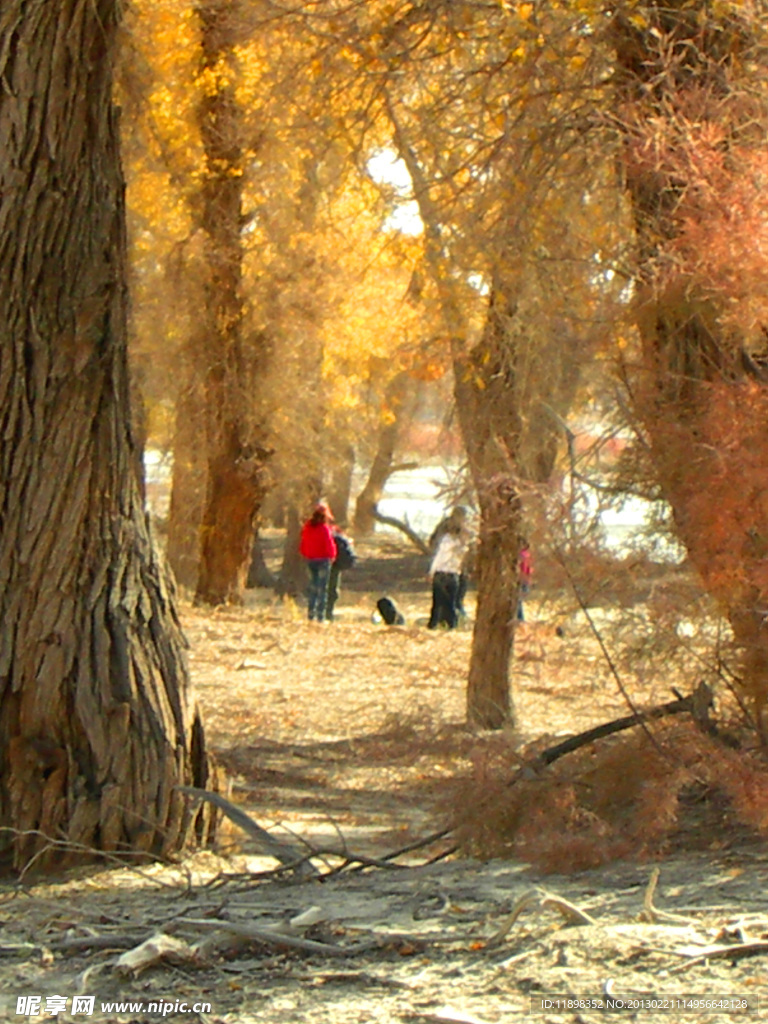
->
xmin=430 ymin=532 xmax=469 ymax=575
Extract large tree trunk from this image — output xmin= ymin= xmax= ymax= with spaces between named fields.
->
xmin=246 ymin=529 xmax=277 ymax=589
xmin=611 ymin=2 xmax=768 ymax=738
xmin=0 ymin=0 xmax=214 ymax=871
xmin=193 ymin=0 xmax=269 ymax=606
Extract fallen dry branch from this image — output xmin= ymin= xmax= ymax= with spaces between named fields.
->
xmin=52 ymin=933 xmax=150 ymax=953
xmin=377 ymin=827 xmax=455 ymax=863
xmin=173 ymin=917 xmax=383 ymax=958
xmin=176 ymin=786 xmax=318 ymax=877
xmin=403 ymin=1009 xmax=496 ymax=1024
xmin=669 ymin=939 xmax=768 ymax=973
xmin=533 ymin=681 xmax=714 ymax=768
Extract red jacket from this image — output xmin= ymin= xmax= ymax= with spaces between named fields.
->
xmin=299 ymin=521 xmax=336 ymax=560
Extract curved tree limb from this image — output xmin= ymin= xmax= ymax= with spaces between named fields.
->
xmin=372 ymin=507 xmax=430 ymax=554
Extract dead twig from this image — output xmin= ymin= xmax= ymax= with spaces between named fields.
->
xmin=640 ymin=867 xmax=697 ymax=926
xmin=379 ymin=827 xmax=455 ymax=861
xmin=485 ymin=888 xmax=596 ymax=949
xmin=402 ymin=1009 xmax=495 ymax=1024
xmin=282 ymin=969 xmax=416 ymax=990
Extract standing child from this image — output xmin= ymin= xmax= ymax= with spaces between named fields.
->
xmin=327 ymin=525 xmax=356 ymax=621
xmin=299 ymin=503 xmax=337 ymax=622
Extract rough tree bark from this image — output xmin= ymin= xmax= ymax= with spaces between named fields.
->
xmin=455 ymin=282 xmax=523 ymax=730
xmin=611 ymin=1 xmax=768 ymax=738
xmin=193 ymin=0 xmax=270 ymax=606
xmin=0 ymin=0 xmax=214 ymax=870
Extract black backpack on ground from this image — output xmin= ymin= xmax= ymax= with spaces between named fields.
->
xmin=333 ymin=532 xmax=357 ymax=571
xmin=377 ymin=596 xmax=405 ymax=626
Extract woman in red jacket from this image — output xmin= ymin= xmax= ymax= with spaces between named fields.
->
xmin=299 ymin=503 xmax=337 ymax=621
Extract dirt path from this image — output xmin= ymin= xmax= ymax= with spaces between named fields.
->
xmin=1 ymin=544 xmax=767 ymax=1022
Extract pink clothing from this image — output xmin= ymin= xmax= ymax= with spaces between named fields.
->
xmin=299 ymin=521 xmax=336 ymax=560
xmin=519 ymin=546 xmax=532 ymax=580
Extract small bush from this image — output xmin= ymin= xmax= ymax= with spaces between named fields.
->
xmin=454 ymin=720 xmax=768 ymax=873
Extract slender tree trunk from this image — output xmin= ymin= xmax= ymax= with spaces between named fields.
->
xmin=327 ymin=443 xmax=356 ymax=528
xmin=193 ymin=0 xmax=269 ymax=606
xmin=387 ymin=88 xmax=587 ymax=728
xmin=455 ymin=284 xmax=523 ymax=730
xmin=0 ymin=0 xmax=214 ymax=870
xmin=386 ymin=99 xmax=521 ymax=727
xmin=277 ymin=506 xmax=308 ymax=598
xmin=611 ymin=2 xmax=768 ymax=737
xmin=354 ymin=370 xmax=418 ymax=536
xmin=246 ymin=529 xmax=277 ymax=589
xmin=166 ymin=364 xmax=207 ymax=590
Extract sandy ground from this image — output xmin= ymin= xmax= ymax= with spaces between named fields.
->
xmin=1 ymin=541 xmax=766 ymax=1023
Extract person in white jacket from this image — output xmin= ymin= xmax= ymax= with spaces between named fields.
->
xmin=428 ymin=519 xmax=471 ymax=629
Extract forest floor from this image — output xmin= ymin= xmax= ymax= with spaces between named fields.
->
xmin=2 ymin=536 xmax=768 ymax=1023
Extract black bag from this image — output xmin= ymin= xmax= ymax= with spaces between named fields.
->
xmin=333 ymin=532 xmax=357 ymax=571
xmin=377 ymin=596 xmax=405 ymax=626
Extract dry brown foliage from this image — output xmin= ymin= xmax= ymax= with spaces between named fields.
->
xmin=454 ymin=720 xmax=768 ymax=874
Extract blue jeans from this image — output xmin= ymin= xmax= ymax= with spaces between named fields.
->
xmin=306 ymin=559 xmax=331 ymax=620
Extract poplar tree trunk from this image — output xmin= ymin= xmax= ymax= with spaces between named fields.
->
xmin=387 ymin=101 xmax=520 ymax=729
xmin=193 ymin=0 xmax=269 ymax=606
xmin=326 ymin=443 xmax=356 ymax=528
xmin=0 ymin=0 xmax=214 ymax=870
xmin=455 ymin=284 xmax=523 ymax=730
xmin=277 ymin=506 xmax=308 ymax=598
xmin=166 ymin=362 xmax=207 ymax=591
xmin=387 ymin=89 xmax=584 ymax=731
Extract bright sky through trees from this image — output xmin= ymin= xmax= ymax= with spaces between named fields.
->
xmin=367 ymin=149 xmax=423 ymax=235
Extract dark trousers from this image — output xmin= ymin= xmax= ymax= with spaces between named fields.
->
xmin=457 ymin=573 xmax=468 ymax=615
xmin=326 ymin=564 xmax=341 ymax=620
xmin=429 ymin=571 xmax=460 ymax=629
